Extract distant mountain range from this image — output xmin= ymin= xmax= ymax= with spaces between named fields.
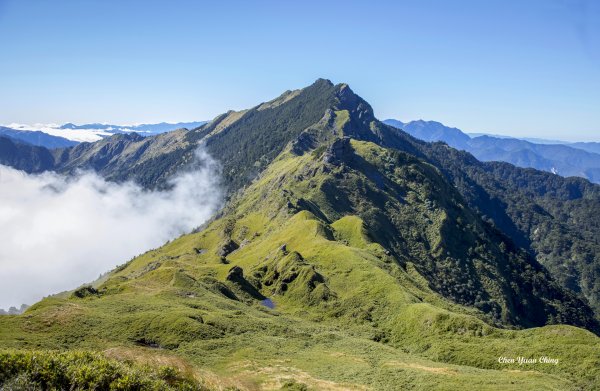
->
xmin=0 ymin=121 xmax=206 ymax=147
xmin=7 ymin=118 xmax=600 ymax=185
xmin=384 ymin=119 xmax=600 ymax=183
xmin=569 ymin=141 xmax=600 ymax=155
xmin=58 ymin=121 xmax=207 ymax=134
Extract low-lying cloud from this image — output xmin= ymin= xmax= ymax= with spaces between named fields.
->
xmin=0 ymin=148 xmax=222 ymax=309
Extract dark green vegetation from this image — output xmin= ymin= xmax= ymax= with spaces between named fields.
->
xmin=416 ymin=143 xmax=600 ymax=316
xmin=53 ymin=131 xmax=196 ymax=188
xmin=0 ymin=350 xmax=203 ymax=390
xmin=1 ymin=80 xmax=600 ymax=389
xmin=187 ymin=82 xmax=343 ymax=192
xmin=0 ymin=136 xmax=56 ymax=173
xmin=377 ymin=117 xmax=600 ymax=320
xmin=0 ymin=129 xmax=197 ymax=189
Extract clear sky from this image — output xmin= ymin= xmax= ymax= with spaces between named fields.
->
xmin=0 ymin=0 xmax=599 ymax=141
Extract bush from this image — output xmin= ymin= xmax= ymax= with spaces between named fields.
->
xmin=71 ymin=285 xmax=99 ymax=299
xmin=0 ymin=350 xmax=205 ymax=390
xmin=279 ymin=380 xmax=309 ymax=390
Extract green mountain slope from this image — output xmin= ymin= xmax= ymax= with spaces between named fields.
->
xmin=413 ymin=141 xmax=600 ymax=316
xmin=0 ymin=136 xmax=55 ymax=173
xmin=53 ymin=130 xmax=194 ymax=187
xmin=2 ymin=80 xmax=600 ymax=390
xmin=187 ymin=79 xmax=343 ymax=193
xmin=378 ymin=120 xmax=600 ymax=313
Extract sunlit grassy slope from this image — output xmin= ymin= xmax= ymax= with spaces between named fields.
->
xmin=1 ymin=136 xmax=599 ymax=390
xmin=4 ymin=79 xmax=600 ymax=322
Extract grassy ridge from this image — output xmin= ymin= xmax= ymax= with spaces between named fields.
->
xmin=2 ymin=81 xmax=600 ymax=390
xmin=3 ymin=79 xmax=599 ymax=321
xmin=2 ymin=137 xmax=599 ymax=390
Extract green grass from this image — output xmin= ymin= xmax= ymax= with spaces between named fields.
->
xmin=0 ymin=349 xmax=204 ymax=390
xmin=334 ymin=110 xmax=350 ymax=131
xmin=1 ymin=138 xmax=599 ymax=390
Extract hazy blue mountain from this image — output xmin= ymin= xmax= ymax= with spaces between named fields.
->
xmin=467 ymin=133 xmax=570 ymax=145
xmin=520 ymin=137 xmax=570 ymax=145
xmin=460 ymin=132 xmax=600 ymax=153
xmin=384 ymin=119 xmax=600 ymax=184
xmin=130 ymin=121 xmax=207 ymax=133
xmin=569 ymin=142 xmax=600 ymax=155
xmin=467 ymin=132 xmax=514 ymax=139
xmin=59 ymin=123 xmax=113 ymax=130
xmin=0 ymin=126 xmax=77 ymax=148
xmin=384 ymin=119 xmax=470 ymax=148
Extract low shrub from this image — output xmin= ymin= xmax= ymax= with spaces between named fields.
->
xmin=0 ymin=350 xmax=205 ymax=390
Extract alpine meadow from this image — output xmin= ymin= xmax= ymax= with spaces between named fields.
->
xmin=1 ymin=1 xmax=600 ymax=390
xmin=2 ymin=79 xmax=600 ymax=390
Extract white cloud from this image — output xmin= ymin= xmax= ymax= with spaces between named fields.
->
xmin=0 ymin=148 xmax=222 ymax=309
xmin=5 ymin=123 xmax=111 ymax=142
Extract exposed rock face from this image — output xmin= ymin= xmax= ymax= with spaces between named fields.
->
xmin=334 ymin=84 xmax=378 ymax=142
xmin=217 ymin=240 xmax=239 ymax=257
xmin=226 ymin=266 xmax=265 ymax=300
xmin=290 ymin=132 xmax=317 ymax=155
xmin=323 ymin=137 xmax=353 ymax=164
xmin=226 ymin=266 xmax=244 ymax=282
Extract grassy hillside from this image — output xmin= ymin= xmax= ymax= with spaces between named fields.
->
xmin=2 ymin=135 xmax=599 ymax=390
xmin=2 ymin=80 xmax=600 ymax=389
xmin=0 ymin=350 xmax=204 ymax=390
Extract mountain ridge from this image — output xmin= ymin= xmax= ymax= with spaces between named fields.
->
xmin=1 ymin=121 xmax=207 ymax=147
xmin=384 ymin=118 xmax=600 ymax=183
xmin=2 ymin=80 xmax=600 ymax=316
xmin=2 ymin=79 xmax=600 ymax=389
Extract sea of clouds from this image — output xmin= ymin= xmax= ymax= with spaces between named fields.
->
xmin=0 ymin=148 xmax=222 ymax=309
xmin=5 ymin=123 xmax=112 ymax=142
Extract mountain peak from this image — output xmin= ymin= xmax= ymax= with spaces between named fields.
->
xmin=312 ymin=78 xmax=334 ymax=87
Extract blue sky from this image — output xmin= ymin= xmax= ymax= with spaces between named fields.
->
xmin=0 ymin=0 xmax=599 ymax=141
